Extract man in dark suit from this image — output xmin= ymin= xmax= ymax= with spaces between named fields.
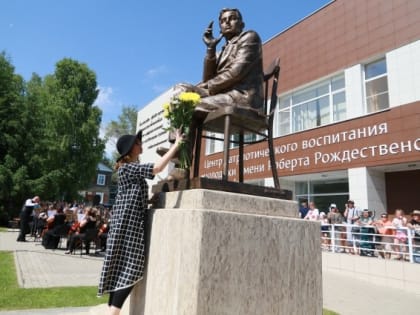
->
xmin=17 ymin=196 xmax=40 ymax=242
xmin=179 ymin=8 xmax=264 ymax=113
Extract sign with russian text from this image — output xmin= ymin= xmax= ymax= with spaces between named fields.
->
xmin=200 ymin=101 xmax=420 ymax=180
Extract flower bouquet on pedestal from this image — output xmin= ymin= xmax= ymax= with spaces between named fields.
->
xmin=163 ymin=91 xmax=201 ymax=170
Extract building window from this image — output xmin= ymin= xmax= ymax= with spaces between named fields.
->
xmin=364 ymin=58 xmax=389 ymax=113
xmin=205 ymin=131 xmax=218 ymax=155
xmin=205 ymin=132 xmax=258 ymax=154
xmin=230 ymin=133 xmax=258 ymax=149
xmin=295 ymin=178 xmax=349 ymax=214
xmin=97 ymin=174 xmax=106 ymax=186
xmin=276 ymin=74 xmax=346 ymax=136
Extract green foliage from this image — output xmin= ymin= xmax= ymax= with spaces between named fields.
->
xmin=0 ymin=251 xmax=106 ymax=310
xmin=0 ymin=53 xmax=105 ymax=220
xmin=104 ymin=105 xmax=138 ymax=161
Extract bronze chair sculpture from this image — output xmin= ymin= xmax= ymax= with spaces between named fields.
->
xmin=192 ymin=57 xmax=281 ymax=189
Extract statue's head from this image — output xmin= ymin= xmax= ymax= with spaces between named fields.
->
xmin=218 ymin=8 xmax=245 ymax=40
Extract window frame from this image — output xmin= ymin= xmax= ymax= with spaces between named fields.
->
xmin=97 ymin=173 xmax=106 ymax=186
xmin=363 ymin=58 xmax=389 ymax=114
xmin=276 ymin=73 xmax=346 ymax=136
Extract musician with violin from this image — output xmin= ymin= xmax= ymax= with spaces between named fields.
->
xmin=35 ymin=211 xmax=48 ymax=238
xmin=97 ymin=220 xmax=109 ymax=252
xmin=65 ymin=206 xmax=98 ymax=254
xmin=41 ymin=206 xmax=67 ymax=249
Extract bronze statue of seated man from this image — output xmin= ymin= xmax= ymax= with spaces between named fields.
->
xmin=160 ymin=8 xmax=265 ymax=179
xmin=177 ymin=7 xmax=265 ymax=115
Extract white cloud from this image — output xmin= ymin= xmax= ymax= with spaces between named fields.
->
xmin=94 ymin=85 xmax=124 ymax=123
xmin=95 ymin=85 xmax=121 ymax=158
xmin=152 ymin=83 xmax=170 ymax=94
xmin=94 ymin=85 xmax=114 ymax=108
xmin=100 ymin=125 xmax=116 ymax=159
xmin=146 ymin=65 xmax=167 ymax=77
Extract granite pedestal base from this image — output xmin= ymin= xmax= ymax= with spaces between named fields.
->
xmin=130 ymin=189 xmax=322 ymax=315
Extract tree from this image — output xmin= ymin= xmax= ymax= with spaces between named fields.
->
xmin=0 ymin=52 xmax=27 ymax=221
xmin=0 ymin=55 xmax=105 ymax=222
xmin=104 ymin=105 xmax=138 ymax=161
xmin=37 ymin=58 xmax=105 ymax=200
xmin=103 ymin=105 xmax=138 ymax=196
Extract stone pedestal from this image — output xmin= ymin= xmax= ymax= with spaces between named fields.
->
xmin=130 ymin=189 xmax=322 ymax=315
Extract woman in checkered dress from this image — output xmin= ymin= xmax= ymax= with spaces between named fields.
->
xmin=98 ymin=129 xmax=183 ymax=315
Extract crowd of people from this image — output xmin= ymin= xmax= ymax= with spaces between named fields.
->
xmin=17 ymin=197 xmax=110 ymax=255
xmin=300 ymin=200 xmax=420 ymax=262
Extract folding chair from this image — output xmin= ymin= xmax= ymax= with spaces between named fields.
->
xmin=193 ymin=57 xmax=281 ymax=189
xmin=78 ymin=228 xmax=98 ymax=256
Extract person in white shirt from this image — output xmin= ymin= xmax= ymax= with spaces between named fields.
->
xmin=343 ymin=200 xmax=361 ymax=254
xmin=304 ymin=201 xmax=319 ymax=220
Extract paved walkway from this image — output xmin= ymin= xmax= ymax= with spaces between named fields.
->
xmin=1 ymin=230 xmax=420 ymax=314
xmin=323 ymin=270 xmax=420 ymax=315
xmin=0 ymin=230 xmax=103 ymax=289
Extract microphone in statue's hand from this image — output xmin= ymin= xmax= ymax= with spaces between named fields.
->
xmin=203 ymin=21 xmax=222 ymax=49
xmin=206 ymin=21 xmax=214 ymax=34
xmin=203 ymin=21 xmax=214 ymax=42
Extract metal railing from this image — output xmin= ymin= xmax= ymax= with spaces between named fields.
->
xmin=320 ymin=223 xmax=420 ymax=264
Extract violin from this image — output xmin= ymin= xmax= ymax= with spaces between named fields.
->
xmin=46 ymin=220 xmax=54 ymax=230
xmin=68 ymin=222 xmax=81 ymax=235
xmin=40 ymin=216 xmax=55 ymax=238
xmin=98 ymin=223 xmax=109 ymax=235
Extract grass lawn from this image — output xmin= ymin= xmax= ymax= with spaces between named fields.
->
xmin=0 ymin=251 xmax=107 ymax=311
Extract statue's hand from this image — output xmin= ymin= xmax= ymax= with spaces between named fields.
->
xmin=203 ymin=21 xmax=223 ymax=49
xmin=175 ymin=83 xmax=209 ymax=97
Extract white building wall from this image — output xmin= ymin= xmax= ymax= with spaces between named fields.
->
xmin=138 ymin=88 xmax=177 ymax=191
xmin=387 ymin=39 xmax=420 ymax=107
xmin=365 ymin=168 xmax=387 ymax=215
xmin=344 ymin=64 xmax=364 ymax=119
xmin=348 ymin=167 xmax=369 ymax=210
xmin=348 ymin=167 xmax=387 ymax=215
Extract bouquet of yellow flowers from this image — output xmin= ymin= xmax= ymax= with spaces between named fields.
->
xmin=163 ymin=91 xmax=201 ymax=169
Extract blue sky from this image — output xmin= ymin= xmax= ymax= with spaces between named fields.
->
xmin=1 ymin=0 xmax=331 ymax=128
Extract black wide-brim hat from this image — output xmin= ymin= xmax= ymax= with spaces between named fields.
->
xmin=116 ymin=130 xmax=142 ymax=162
